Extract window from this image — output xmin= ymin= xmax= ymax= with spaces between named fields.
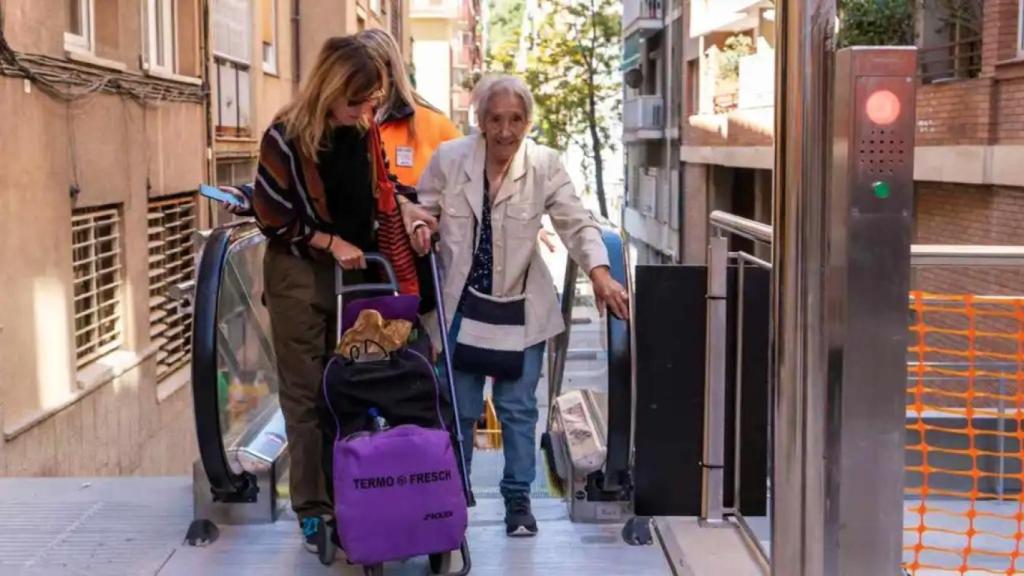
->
xmin=371 ymin=0 xmax=383 ymax=15
xmin=214 ymin=157 xmax=257 ymax=225
xmin=216 ymin=157 xmax=256 ymax=187
xmin=148 ymin=195 xmax=197 ymax=379
xmin=72 ymin=206 xmax=123 ymax=368
xmin=65 ymin=0 xmax=94 ymax=52
xmin=213 ymin=0 xmax=253 ymax=137
xmin=145 ymin=0 xmax=178 ymax=74
xmin=261 ymin=0 xmax=278 ymax=74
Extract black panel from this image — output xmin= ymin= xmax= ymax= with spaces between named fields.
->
xmin=633 ymin=265 xmax=707 ymax=516
xmin=738 ymin=267 xmax=770 ymax=516
xmin=632 ymin=264 xmax=770 ymax=517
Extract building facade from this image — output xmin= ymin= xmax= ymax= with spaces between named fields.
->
xmin=211 ymin=0 xmax=413 ymax=217
xmin=621 ymin=0 xmax=684 ymax=264
xmin=621 ymin=0 xmax=1024 ymax=276
xmin=410 ymin=0 xmax=482 ymax=132
xmin=0 ymin=0 xmax=208 ymax=477
xmin=0 ymin=0 xmax=411 ymax=477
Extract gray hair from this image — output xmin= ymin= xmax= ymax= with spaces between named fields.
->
xmin=472 ymin=74 xmax=535 ymax=127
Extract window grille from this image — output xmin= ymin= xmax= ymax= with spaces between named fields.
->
xmin=148 ymin=195 xmax=197 ymax=379
xmin=72 ymin=206 xmax=123 ymax=368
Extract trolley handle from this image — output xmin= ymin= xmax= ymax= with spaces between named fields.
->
xmin=334 ymin=253 xmax=399 ymax=296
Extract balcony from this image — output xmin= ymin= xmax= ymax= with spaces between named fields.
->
xmin=410 ymin=0 xmax=459 ymax=20
xmin=623 ymin=96 xmax=664 ymax=142
xmin=685 ymin=47 xmax=774 ymax=149
xmin=623 ymin=0 xmax=663 ymax=39
xmin=737 ymin=50 xmax=773 ymax=110
xmin=690 ymin=0 xmax=773 ymax=37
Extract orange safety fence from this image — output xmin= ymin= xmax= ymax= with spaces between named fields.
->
xmin=905 ymin=292 xmax=1024 ymax=575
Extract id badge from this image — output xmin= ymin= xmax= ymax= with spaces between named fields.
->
xmin=396 ymin=146 xmax=414 ymax=167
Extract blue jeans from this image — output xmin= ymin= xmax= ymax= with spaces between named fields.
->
xmin=446 ymin=314 xmax=546 ymax=500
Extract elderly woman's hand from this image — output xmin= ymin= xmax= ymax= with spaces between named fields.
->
xmin=398 ymin=198 xmax=438 ymax=256
xmin=590 ymin=266 xmax=630 ymax=320
xmin=538 ymin=228 xmax=557 ymax=253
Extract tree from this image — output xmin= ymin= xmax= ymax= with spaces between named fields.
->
xmin=837 ymin=0 xmax=915 ymax=47
xmin=490 ymin=0 xmax=621 ymax=218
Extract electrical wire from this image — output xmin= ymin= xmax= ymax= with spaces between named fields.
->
xmin=0 ymin=0 xmax=206 ymax=104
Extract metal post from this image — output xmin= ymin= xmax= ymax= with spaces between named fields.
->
xmin=772 ymin=0 xmax=835 ymax=574
xmin=702 ymin=235 xmax=728 ymax=523
xmin=825 ymin=47 xmax=916 ymax=575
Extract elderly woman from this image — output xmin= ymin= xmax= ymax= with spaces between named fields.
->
xmin=411 ymin=74 xmax=628 ymax=537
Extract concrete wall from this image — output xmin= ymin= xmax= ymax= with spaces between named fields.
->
xmin=411 ymin=19 xmax=454 ymax=116
xmin=0 ymin=0 xmax=206 ymax=475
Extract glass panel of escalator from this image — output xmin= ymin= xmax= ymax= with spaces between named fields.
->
xmin=215 ymin=228 xmax=280 ymax=474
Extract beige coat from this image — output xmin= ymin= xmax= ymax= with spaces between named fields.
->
xmin=417 ymin=135 xmax=610 ymax=346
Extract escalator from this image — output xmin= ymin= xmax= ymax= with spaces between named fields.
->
xmin=188 ymin=221 xmax=288 ymax=542
xmin=543 ymin=227 xmax=653 ymax=543
xmin=183 ymin=220 xmax=669 ymax=573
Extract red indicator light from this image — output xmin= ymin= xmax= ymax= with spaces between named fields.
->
xmin=866 ymin=90 xmax=901 ymax=125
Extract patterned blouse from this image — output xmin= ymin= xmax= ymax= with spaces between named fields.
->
xmin=464 ymin=174 xmax=494 ymax=296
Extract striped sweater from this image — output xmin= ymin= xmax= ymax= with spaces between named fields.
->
xmin=251 ymin=121 xmax=419 ymax=295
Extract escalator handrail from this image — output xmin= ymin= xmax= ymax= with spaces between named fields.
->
xmin=544 ymin=225 xmax=633 ymax=492
xmin=600 ymin=228 xmax=632 ymax=492
xmin=191 ymin=221 xmax=262 ymax=499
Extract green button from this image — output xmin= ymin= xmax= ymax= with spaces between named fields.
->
xmin=872 ymin=181 xmax=891 ymax=199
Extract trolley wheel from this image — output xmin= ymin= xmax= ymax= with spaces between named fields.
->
xmin=429 ymin=551 xmax=453 ymax=574
xmin=363 ymin=564 xmax=384 ymax=576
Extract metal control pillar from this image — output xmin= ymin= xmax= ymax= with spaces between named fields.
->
xmin=824 ymin=47 xmax=917 ymax=574
xmin=773 ymin=5 xmax=918 ymax=568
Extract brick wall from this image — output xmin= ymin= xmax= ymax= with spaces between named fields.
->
xmin=996 ymin=75 xmax=1024 ymax=143
xmin=915 ymin=182 xmax=1024 ymax=290
xmin=683 ymin=108 xmax=774 ymax=147
xmin=915 ymin=80 xmax=996 ymax=145
xmin=915 ymin=0 xmax=1023 ymax=146
xmin=981 ymin=0 xmax=1021 ymax=73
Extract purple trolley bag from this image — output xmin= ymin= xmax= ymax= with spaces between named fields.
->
xmin=324 ymin=251 xmax=473 ymax=576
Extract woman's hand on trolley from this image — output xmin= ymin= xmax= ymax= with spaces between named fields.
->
xmin=326 ymin=235 xmax=367 ymax=270
xmin=590 ymin=266 xmax=630 ymax=320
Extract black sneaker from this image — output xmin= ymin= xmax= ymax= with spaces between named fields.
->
xmin=504 ymin=495 xmax=538 ymax=537
xmin=300 ymin=516 xmax=337 ymax=564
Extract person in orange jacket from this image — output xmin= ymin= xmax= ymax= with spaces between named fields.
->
xmin=357 ymin=28 xmax=462 ymax=188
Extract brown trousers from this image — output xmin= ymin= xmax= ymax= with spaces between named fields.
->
xmin=263 ymin=243 xmax=337 ymax=519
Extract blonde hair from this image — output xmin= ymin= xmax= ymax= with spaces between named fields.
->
xmin=278 ymin=36 xmax=386 ymax=160
xmin=357 ymin=28 xmax=442 ymax=138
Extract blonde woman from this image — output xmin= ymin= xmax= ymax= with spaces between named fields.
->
xmin=249 ymin=36 xmax=434 ymax=562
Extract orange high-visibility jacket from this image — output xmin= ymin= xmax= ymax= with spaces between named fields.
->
xmin=380 ymin=103 xmax=462 ymax=188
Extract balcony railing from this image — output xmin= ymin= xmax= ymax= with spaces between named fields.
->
xmin=917 ymin=37 xmax=982 ymax=84
xmin=623 ymin=0 xmax=663 ymax=37
xmin=623 ymin=95 xmax=664 ymax=133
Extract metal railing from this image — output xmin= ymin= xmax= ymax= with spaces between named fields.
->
xmin=917 ymin=37 xmax=982 ymax=84
xmin=710 ymin=211 xmax=1024 ymax=265
xmin=623 ymin=0 xmax=663 ymax=27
